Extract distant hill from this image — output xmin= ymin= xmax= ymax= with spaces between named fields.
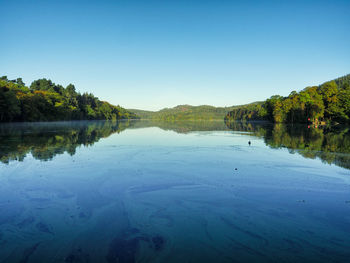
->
xmin=129 ymin=103 xmax=263 ymax=121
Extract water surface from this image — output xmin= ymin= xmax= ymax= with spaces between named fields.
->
xmin=0 ymin=120 xmax=349 ymax=263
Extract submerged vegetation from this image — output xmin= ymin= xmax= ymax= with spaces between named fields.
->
xmin=225 ymin=74 xmax=350 ymax=124
xmin=0 ymin=76 xmax=138 ymax=122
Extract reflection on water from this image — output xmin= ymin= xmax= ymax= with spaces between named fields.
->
xmin=1 ymin=120 xmax=350 ymax=170
xmin=0 ymin=121 xmax=132 ymax=163
xmin=225 ymin=121 xmax=350 ymax=170
xmin=0 ymin=120 xmax=350 ymax=263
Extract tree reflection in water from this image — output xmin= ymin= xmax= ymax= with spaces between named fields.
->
xmin=1 ymin=120 xmax=350 ymax=170
xmin=0 ymin=120 xmax=133 ymax=163
xmin=226 ymin=120 xmax=350 ymax=170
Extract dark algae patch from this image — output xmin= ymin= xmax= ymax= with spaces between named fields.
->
xmin=19 ymin=242 xmax=40 ymax=263
xmin=64 ymin=248 xmax=90 ymax=263
xmin=17 ymin=216 xmax=35 ymax=228
xmin=36 ymin=222 xmax=53 ymax=234
xmin=220 ymin=216 xmax=269 ymax=246
xmin=106 ymin=237 xmax=140 ymax=263
xmin=152 ymin=235 xmax=165 ymax=251
xmin=282 ymin=238 xmax=304 ymax=253
xmin=106 ymin=228 xmax=166 ymax=263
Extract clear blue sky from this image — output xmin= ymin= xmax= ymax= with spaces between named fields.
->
xmin=1 ymin=0 xmax=349 ymax=110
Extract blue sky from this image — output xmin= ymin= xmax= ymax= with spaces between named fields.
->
xmin=1 ymin=0 xmax=349 ymax=110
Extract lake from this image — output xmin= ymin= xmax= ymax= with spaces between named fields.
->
xmin=0 ymin=120 xmax=349 ymax=263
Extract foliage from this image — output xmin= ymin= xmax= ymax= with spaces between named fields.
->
xmin=130 ymin=104 xmax=255 ymax=121
xmin=225 ymin=74 xmax=350 ymax=124
xmin=0 ymin=76 xmax=138 ymax=122
xmin=224 ymin=102 xmax=266 ymax=121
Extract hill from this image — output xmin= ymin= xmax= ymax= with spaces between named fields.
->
xmin=130 ymin=103 xmax=263 ymax=121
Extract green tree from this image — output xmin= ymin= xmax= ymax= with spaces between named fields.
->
xmin=0 ymin=87 xmax=20 ymax=121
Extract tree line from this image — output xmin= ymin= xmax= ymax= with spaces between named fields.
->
xmin=0 ymin=76 xmax=138 ymax=122
xmin=225 ymin=74 xmax=350 ymax=124
xmin=131 ymin=105 xmax=238 ymax=121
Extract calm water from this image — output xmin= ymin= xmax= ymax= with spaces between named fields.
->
xmin=0 ymin=120 xmax=350 ymax=263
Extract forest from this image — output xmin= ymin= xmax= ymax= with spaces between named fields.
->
xmin=225 ymin=74 xmax=350 ymax=124
xmin=0 ymin=76 xmax=138 ymax=122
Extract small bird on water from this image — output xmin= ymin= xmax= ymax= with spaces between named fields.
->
xmin=248 ymin=140 xmax=251 ymax=146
